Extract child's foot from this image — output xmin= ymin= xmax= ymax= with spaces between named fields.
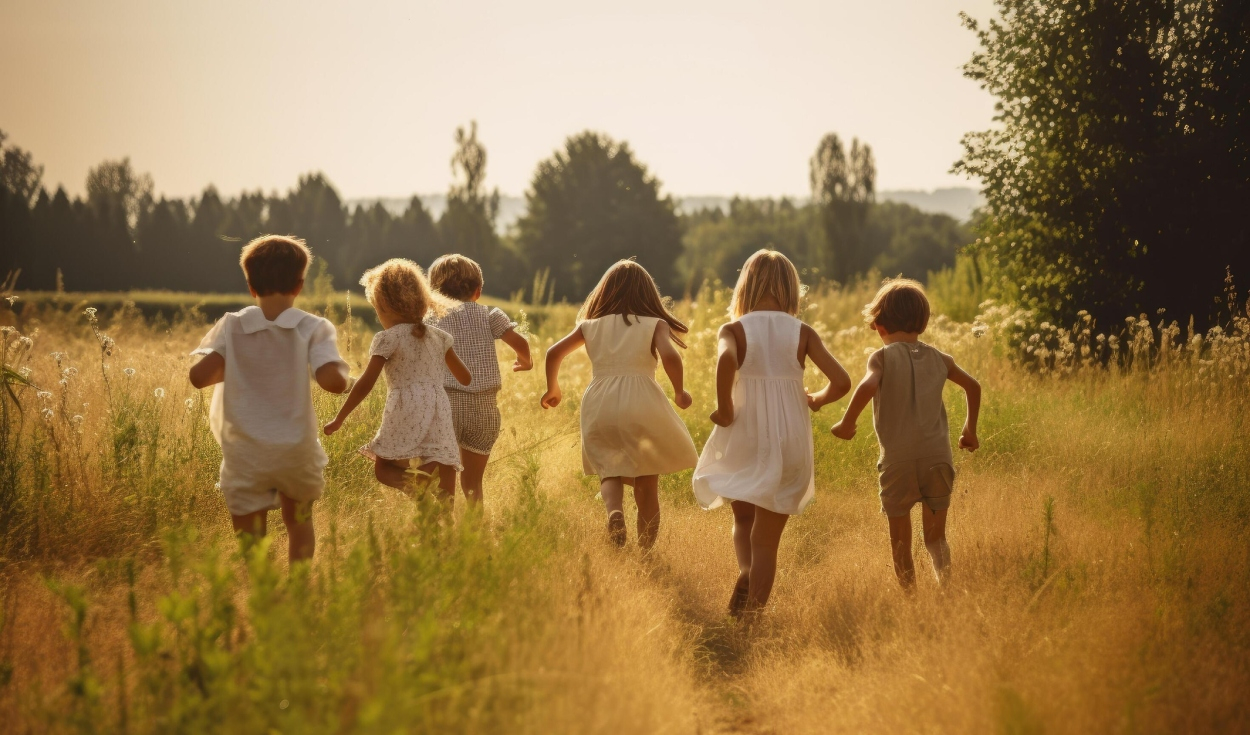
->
xmin=728 ymin=580 xmax=750 ymax=617
xmin=606 ymin=510 xmax=627 ymax=547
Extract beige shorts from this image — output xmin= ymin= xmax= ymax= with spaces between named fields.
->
xmin=878 ymin=455 xmax=954 ymax=517
xmin=446 ymin=389 xmax=502 ymax=456
xmin=219 ymin=459 xmax=325 ymax=516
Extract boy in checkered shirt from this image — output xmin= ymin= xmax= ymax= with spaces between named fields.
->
xmin=425 ymin=254 xmax=532 ymax=505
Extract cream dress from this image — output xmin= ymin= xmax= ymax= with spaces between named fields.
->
xmin=579 ymin=315 xmax=699 ymax=479
xmin=692 ymin=311 xmax=815 ymax=514
xmin=359 ymin=324 xmax=463 ymax=470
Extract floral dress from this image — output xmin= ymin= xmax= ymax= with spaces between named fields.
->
xmin=359 ymin=324 xmax=463 ymax=470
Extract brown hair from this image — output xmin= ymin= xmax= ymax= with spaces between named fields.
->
xmin=359 ymin=258 xmax=448 ymax=338
xmin=729 ymin=249 xmax=802 ymax=319
xmin=428 ymin=254 xmax=484 ymax=301
xmin=577 ymin=260 xmax=688 ymax=348
xmin=864 ymin=278 xmax=930 ymax=334
xmin=239 ymin=235 xmax=311 ymax=296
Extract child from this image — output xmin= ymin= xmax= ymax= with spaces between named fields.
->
xmin=425 ymin=254 xmax=532 ymax=505
xmin=830 ymin=278 xmax=981 ymax=589
xmin=188 ymin=235 xmax=351 ymax=564
xmin=541 ymin=260 xmax=698 ymax=549
xmin=323 ymin=259 xmax=472 ymax=499
xmin=693 ymin=249 xmax=851 ymax=615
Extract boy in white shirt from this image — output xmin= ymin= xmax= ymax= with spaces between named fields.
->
xmin=188 ymin=235 xmax=350 ymax=563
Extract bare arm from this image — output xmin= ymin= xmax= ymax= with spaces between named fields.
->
xmin=801 ymin=324 xmax=852 ymax=411
xmin=653 ymin=321 xmax=692 ymax=409
xmin=830 ymin=350 xmax=883 ymax=440
xmin=445 ymin=348 xmax=472 ymax=386
xmin=943 ymin=354 xmax=981 ymax=451
xmin=323 ymin=355 xmax=386 ymax=435
xmin=501 ymin=328 xmax=533 ymax=372
xmin=314 ymin=360 xmax=351 ymax=394
xmin=540 ymin=326 xmax=585 ymax=409
xmin=710 ymin=323 xmax=741 ymax=426
xmin=188 ymin=352 xmax=225 ymax=389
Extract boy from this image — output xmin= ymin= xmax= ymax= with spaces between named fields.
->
xmin=830 ymin=278 xmax=980 ymax=589
xmin=188 ymin=235 xmax=350 ymax=563
xmin=426 ymin=254 xmax=532 ymax=505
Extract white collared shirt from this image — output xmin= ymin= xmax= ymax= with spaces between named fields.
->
xmin=192 ymin=306 xmax=345 ymax=469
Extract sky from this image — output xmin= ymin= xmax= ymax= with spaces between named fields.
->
xmin=0 ymin=0 xmax=998 ymax=201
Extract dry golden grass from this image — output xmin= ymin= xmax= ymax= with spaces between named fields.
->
xmin=0 ymin=283 xmax=1247 ymax=733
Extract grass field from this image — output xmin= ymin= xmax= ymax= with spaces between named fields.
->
xmin=1 ymin=284 xmax=1248 ymax=733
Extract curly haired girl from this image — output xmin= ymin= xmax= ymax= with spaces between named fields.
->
xmin=324 ymin=259 xmax=472 ymax=498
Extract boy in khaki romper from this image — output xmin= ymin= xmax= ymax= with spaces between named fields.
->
xmin=830 ymin=279 xmax=981 ymax=589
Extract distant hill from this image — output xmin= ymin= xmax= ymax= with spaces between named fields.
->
xmin=344 ymin=186 xmax=983 ymax=234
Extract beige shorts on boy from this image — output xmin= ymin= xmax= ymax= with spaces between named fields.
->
xmin=219 ymin=459 xmax=326 ymax=516
xmin=878 ymin=454 xmax=954 ymax=517
xmin=446 ymin=389 xmax=502 ymax=455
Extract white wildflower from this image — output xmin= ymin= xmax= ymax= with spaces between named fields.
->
xmin=41 ymin=408 xmax=54 ymax=421
xmin=64 ymin=367 xmax=78 ymax=377
xmin=71 ymin=414 xmax=83 ymax=424
xmin=154 ymin=387 xmax=166 ymax=399
xmin=37 ymin=390 xmax=52 ymax=400
xmin=123 ymin=368 xmax=136 ymax=377
xmin=84 ymin=307 xmax=98 ymax=318
xmin=971 ymin=322 xmax=989 ymax=338
xmin=184 ymin=398 xmax=194 ymax=409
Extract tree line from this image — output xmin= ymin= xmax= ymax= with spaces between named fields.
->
xmin=0 ymin=125 xmax=969 ymax=301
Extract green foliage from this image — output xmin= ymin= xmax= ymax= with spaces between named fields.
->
xmin=515 ymin=131 xmax=683 ymax=299
xmin=955 ymin=0 xmax=1250 ymax=325
xmin=810 ymin=133 xmax=877 ymax=283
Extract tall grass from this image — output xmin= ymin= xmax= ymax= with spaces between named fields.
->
xmin=0 ymin=281 xmax=1247 ymax=732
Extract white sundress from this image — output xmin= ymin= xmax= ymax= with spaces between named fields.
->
xmin=359 ymin=324 xmax=464 ymax=471
xmin=692 ymin=311 xmax=815 ymax=515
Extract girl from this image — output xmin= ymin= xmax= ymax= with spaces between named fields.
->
xmin=541 ymin=260 xmax=698 ymax=548
xmin=324 ymin=258 xmax=472 ymax=498
xmin=692 ymin=250 xmax=851 ymax=615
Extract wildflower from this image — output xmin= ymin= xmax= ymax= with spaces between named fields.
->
xmin=18 ymin=336 xmax=32 ymax=349
xmin=971 ymin=322 xmax=989 ymax=338
xmin=124 ymin=368 xmax=136 ymax=377
xmin=37 ymin=390 xmax=52 ymax=400
xmin=154 ymin=387 xmax=166 ymax=399
xmin=84 ymin=307 xmax=97 ymax=318
xmin=0 ymin=326 xmax=14 ymax=335
xmin=71 ymin=415 xmax=83 ymax=424
xmin=64 ymin=367 xmax=78 ymax=377
xmin=184 ymin=398 xmax=194 ymax=409
xmin=41 ymin=408 xmax=54 ymax=421
xmin=18 ymin=367 xmax=31 ymax=379
xmin=3 ymin=295 xmax=17 ymax=306
xmin=50 ymin=351 xmax=65 ymax=361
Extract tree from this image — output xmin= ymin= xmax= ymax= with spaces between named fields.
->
xmin=516 ymin=131 xmax=682 ymax=300
xmin=810 ymin=133 xmax=876 ymax=283
xmin=0 ymin=130 xmax=44 ymax=205
xmin=437 ymin=122 xmax=504 ymax=282
xmin=955 ymin=0 xmax=1250 ymax=324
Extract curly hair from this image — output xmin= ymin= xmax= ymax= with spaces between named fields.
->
xmin=359 ymin=258 xmax=448 ymax=338
xmin=428 ymin=254 xmax=484 ymax=301
xmin=577 ymin=259 xmax=688 ymax=348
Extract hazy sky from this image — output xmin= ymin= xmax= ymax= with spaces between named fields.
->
xmin=1 ymin=0 xmax=998 ymax=201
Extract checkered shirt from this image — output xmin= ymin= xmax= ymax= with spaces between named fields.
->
xmin=427 ymin=302 xmax=516 ymax=392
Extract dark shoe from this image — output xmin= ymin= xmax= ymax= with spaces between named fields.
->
xmin=606 ymin=510 xmax=627 ymax=547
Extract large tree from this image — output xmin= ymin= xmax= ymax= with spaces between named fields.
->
xmin=956 ymin=0 xmax=1250 ymax=324
xmin=515 ymin=131 xmax=682 ymax=300
xmin=810 ymin=133 xmax=876 ymax=284
xmin=438 ymin=122 xmax=504 ymax=277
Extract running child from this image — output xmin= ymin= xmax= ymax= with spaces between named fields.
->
xmin=189 ymin=235 xmax=351 ymax=564
xmin=541 ymin=260 xmax=698 ymax=549
xmin=693 ymin=249 xmax=851 ymax=615
xmin=426 ymin=254 xmax=532 ymax=505
xmin=323 ymin=259 xmax=472 ymax=499
xmin=830 ymin=278 xmax=981 ymax=589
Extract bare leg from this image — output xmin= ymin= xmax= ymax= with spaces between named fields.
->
xmin=600 ymin=476 xmax=626 ymax=546
xmin=633 ymin=475 xmax=661 ymax=550
xmin=888 ymin=512 xmax=916 ymax=591
xmin=374 ymin=457 xmax=411 ymax=491
xmin=921 ymin=506 xmax=950 ymax=585
xmin=459 ymin=449 xmax=489 ymax=506
xmin=231 ymin=509 xmax=268 ymax=554
xmin=745 ymin=506 xmax=790 ymax=610
xmin=729 ymin=501 xmax=755 ymax=614
xmin=418 ymin=461 xmax=456 ymax=504
xmin=280 ymin=495 xmax=315 ymax=564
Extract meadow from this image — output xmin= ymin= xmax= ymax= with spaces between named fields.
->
xmin=1 ymin=280 xmax=1248 ymax=734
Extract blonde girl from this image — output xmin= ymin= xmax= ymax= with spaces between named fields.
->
xmin=692 ymin=250 xmax=851 ymax=615
xmin=324 ymin=259 xmax=471 ymax=497
xmin=541 ymin=260 xmax=699 ymax=548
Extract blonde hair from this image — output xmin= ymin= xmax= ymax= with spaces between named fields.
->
xmin=359 ymin=258 xmax=447 ymax=338
xmin=428 ymin=254 xmax=484 ymax=301
xmin=239 ymin=235 xmax=310 ymax=296
xmin=577 ymin=260 xmax=688 ymax=348
xmin=863 ymin=278 xmax=930 ymax=333
xmin=729 ymin=249 xmax=802 ymax=319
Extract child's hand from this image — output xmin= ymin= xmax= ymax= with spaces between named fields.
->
xmin=540 ymin=387 xmax=562 ymax=409
xmin=709 ymin=408 xmax=733 ymax=427
xmin=323 ymin=417 xmax=344 ymax=436
xmin=830 ymin=419 xmax=856 ymax=441
xmin=806 ymin=392 xmax=825 ymax=412
xmin=959 ymin=427 xmax=979 ymax=452
xmin=674 ymin=389 xmax=693 ymax=410
xmin=512 ymin=357 xmax=533 ymax=372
